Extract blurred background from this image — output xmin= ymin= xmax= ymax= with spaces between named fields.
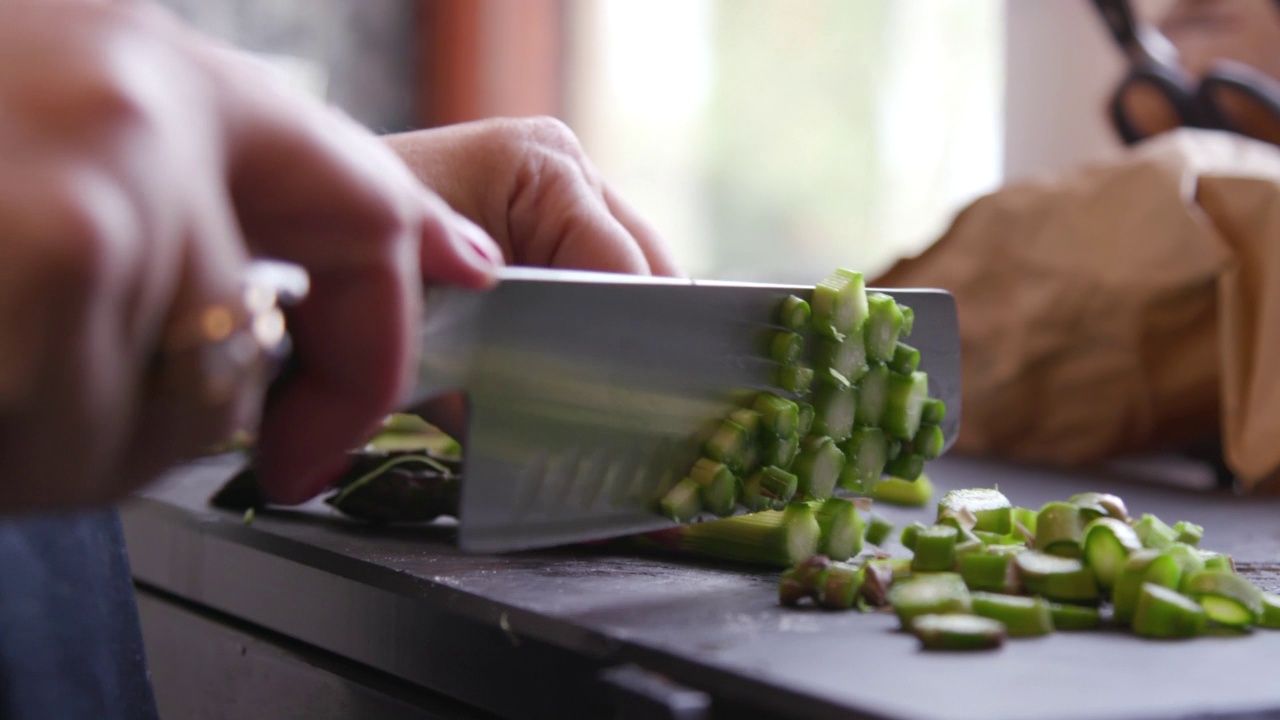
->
xmin=154 ymin=0 xmax=1172 ymax=283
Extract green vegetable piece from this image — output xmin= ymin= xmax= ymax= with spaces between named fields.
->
xmin=703 ymin=420 xmax=752 ymax=473
xmin=1183 ymin=570 xmax=1264 ymax=628
xmin=1112 ymin=549 xmax=1182 ymax=626
xmin=1164 ymin=543 xmax=1206 ymax=593
xmin=920 ymin=398 xmax=947 ymax=426
xmin=838 ymin=427 xmax=888 ymax=491
xmin=671 ymin=504 xmax=819 ymax=568
xmin=1133 ymin=514 xmax=1178 ymax=550
xmin=774 ymin=365 xmax=815 ymax=396
xmin=911 ymin=424 xmax=946 ymax=461
xmin=1015 ymin=551 xmax=1100 ymax=605
xmin=888 ymin=342 xmax=921 ymax=375
xmin=1261 ymin=593 xmax=1280 ymax=629
xmin=1033 ymin=502 xmax=1084 ymax=558
xmin=859 ymin=561 xmax=895 ymax=606
xmin=900 ymin=521 xmax=928 ymax=551
xmin=811 ymin=385 xmax=857 ymax=443
xmin=864 ymin=513 xmax=895 ymax=547
xmin=742 ymin=466 xmax=798 ymax=511
xmin=813 ymin=497 xmax=864 ymax=561
xmin=1201 ymin=551 xmax=1236 ymax=573
xmin=658 ymin=478 xmax=703 ymax=522
xmin=792 ymin=436 xmax=846 ymax=500
xmin=816 ymin=561 xmax=863 ymax=610
xmin=1068 ymin=492 xmax=1130 ymax=522
xmin=1047 ymin=602 xmax=1101 ymax=630
xmin=911 ymin=614 xmax=1005 ymax=651
xmin=777 ymin=294 xmax=812 ymax=332
xmin=814 ymin=336 xmax=870 ymax=385
xmin=883 ymin=452 xmax=924 ymax=482
xmin=796 ymin=403 xmax=815 ymax=438
xmin=752 ymin=394 xmax=799 ymax=437
xmin=864 ymin=292 xmax=905 ymax=362
xmin=778 ymin=554 xmax=831 ymax=605
xmin=973 ymin=531 xmax=1013 ymax=545
xmin=900 ymin=305 xmax=915 ymax=338
xmin=883 ymin=370 xmax=929 ymax=441
xmin=762 ymin=432 xmax=800 ymax=470
xmin=769 ymin=331 xmax=804 ymax=365
xmin=870 ymin=473 xmax=935 ymax=507
xmin=958 ymin=552 xmax=1020 ymax=594
xmin=911 ymin=525 xmax=959 ymax=573
xmin=869 ymin=556 xmax=913 ymax=582
xmin=939 ymin=489 xmax=1013 ymax=534
xmin=1132 ymin=583 xmax=1207 ymax=639
xmin=1012 ymin=507 xmax=1038 ymax=537
xmin=811 ymin=269 xmax=869 ymax=340
xmin=888 ymin=573 xmax=972 ymax=629
xmin=1173 ymin=521 xmax=1204 ymax=547
xmin=970 ymin=593 xmax=1053 ymax=637
xmin=688 ymin=458 xmax=737 ymax=517
xmin=1082 ymin=517 xmax=1142 ymax=590
xmin=856 ymin=364 xmax=890 ymax=428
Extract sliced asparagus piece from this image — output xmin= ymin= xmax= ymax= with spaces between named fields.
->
xmin=888 ymin=343 xmax=921 ymax=375
xmin=883 ymin=370 xmax=929 ymax=441
xmin=753 ymin=394 xmax=799 ymax=437
xmin=959 ymin=552 xmax=1021 ymax=594
xmin=1047 ymin=602 xmax=1101 ymax=631
xmin=1183 ymin=570 xmax=1264 ymax=628
xmin=814 ymin=335 xmax=870 ymax=385
xmin=1132 ymin=583 xmax=1207 ymax=639
xmin=856 ymin=364 xmax=890 ymax=427
xmin=970 ymin=593 xmax=1054 ymax=637
xmin=867 ymin=473 xmax=934 ymax=507
xmin=770 ymin=331 xmax=804 ymax=365
xmin=938 ymin=489 xmax=1013 ymax=534
xmin=777 ymin=294 xmax=811 ymax=332
xmin=1174 ymin=521 xmax=1204 ymax=547
xmin=689 ymin=458 xmax=737 ymax=517
xmin=838 ymin=427 xmax=889 ymax=492
xmin=762 ymin=432 xmax=800 ymax=470
xmin=811 ymin=384 xmax=857 ymax=443
xmin=650 ymin=503 xmax=820 ymax=568
xmin=864 ymin=292 xmax=905 ymax=362
xmin=1133 ymin=514 xmax=1178 ymax=550
xmin=792 ymin=436 xmax=845 ymax=500
xmin=864 ymin=513 xmax=894 ymax=547
xmin=796 ymin=403 xmax=815 ymax=438
xmin=813 ymin=497 xmax=864 ymax=561
xmin=1261 ymin=593 xmax=1280 ymax=629
xmin=658 ymin=478 xmax=702 ymax=522
xmin=920 ymin=398 xmax=946 ymax=426
xmin=774 ymin=365 xmax=814 ymax=396
xmin=911 ymin=614 xmax=1005 ymax=651
xmin=1068 ymin=492 xmax=1130 ymax=523
xmin=1082 ymin=517 xmax=1142 ymax=590
xmin=1015 ymin=551 xmax=1100 ymax=605
xmin=911 ymin=424 xmax=946 ymax=461
xmin=911 ymin=525 xmax=960 ymax=573
xmin=1033 ymin=502 xmax=1084 ymax=558
xmin=742 ymin=466 xmax=798 ymax=511
xmin=816 ymin=561 xmax=863 ymax=610
xmin=883 ymin=452 xmax=925 ymax=482
xmin=703 ymin=420 xmax=752 ymax=473
xmin=888 ymin=573 xmax=972 ymax=629
xmin=1112 ymin=549 xmax=1183 ymax=626
xmin=811 ymin=269 xmax=869 ymax=340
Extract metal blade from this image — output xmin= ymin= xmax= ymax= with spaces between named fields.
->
xmin=406 ymin=267 xmax=960 ymax=553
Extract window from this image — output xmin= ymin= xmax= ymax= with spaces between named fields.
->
xmin=563 ymin=0 xmax=1006 ymax=282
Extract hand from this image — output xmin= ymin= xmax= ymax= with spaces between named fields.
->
xmin=384 ymin=117 xmax=680 ymax=277
xmin=0 ymin=2 xmax=499 ymax=511
xmin=384 ymin=118 xmax=680 ymax=440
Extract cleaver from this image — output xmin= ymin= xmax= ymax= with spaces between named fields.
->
xmin=397 ymin=266 xmax=962 ymax=553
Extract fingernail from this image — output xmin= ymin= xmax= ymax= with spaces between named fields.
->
xmin=455 ymin=215 xmax=505 ymax=267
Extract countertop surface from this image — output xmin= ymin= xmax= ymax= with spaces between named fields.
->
xmin=123 ymin=453 xmax=1280 ymax=720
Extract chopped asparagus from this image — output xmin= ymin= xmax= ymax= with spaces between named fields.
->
xmin=814 ymin=336 xmax=870 ymax=385
xmin=856 ymin=364 xmax=890 ymax=427
xmin=920 ymin=398 xmax=946 ymax=426
xmin=813 ymin=498 xmax=864 ymax=561
xmin=911 ymin=614 xmax=1005 ymax=651
xmin=1082 ymin=517 xmax=1142 ymax=590
xmin=888 ymin=343 xmax=921 ymax=375
xmin=770 ymin=331 xmax=804 ymax=365
xmin=864 ymin=293 xmax=905 ymax=362
xmin=888 ymin=573 xmax=972 ymax=629
xmin=840 ymin=428 xmax=890 ymax=491
xmin=658 ymin=478 xmax=703 ymax=522
xmin=1033 ymin=502 xmax=1084 ymax=558
xmin=1015 ymin=552 xmax=1099 ymax=605
xmin=867 ymin=473 xmax=935 ymax=507
xmin=959 ymin=552 xmax=1021 ymax=594
xmin=912 ymin=525 xmax=960 ymax=573
xmin=938 ymin=489 xmax=1013 ymax=534
xmin=777 ymin=294 xmax=812 ymax=332
xmin=1174 ymin=521 xmax=1204 ymax=547
xmin=864 ymin=513 xmax=895 ymax=546
xmin=1112 ymin=549 xmax=1183 ymax=626
xmin=762 ymin=432 xmax=800 ymax=470
xmin=911 ymin=424 xmax=946 ymax=461
xmin=653 ymin=503 xmax=819 ymax=568
xmin=742 ymin=466 xmax=798 ymax=511
xmin=1183 ymin=570 xmax=1264 ymax=628
xmin=792 ymin=436 xmax=845 ymax=500
xmin=970 ymin=593 xmax=1054 ymax=637
xmin=883 ymin=370 xmax=929 ymax=441
xmin=811 ymin=269 xmax=869 ymax=340
xmin=811 ymin=385 xmax=857 ymax=443
xmin=796 ymin=403 xmax=815 ymax=438
xmin=816 ymin=561 xmax=863 ymax=610
xmin=1261 ymin=593 xmax=1280 ymax=629
xmin=1132 ymin=583 xmax=1207 ymax=639
xmin=1133 ymin=514 xmax=1178 ymax=550
xmin=883 ymin=452 xmax=925 ymax=482
xmin=753 ymin=394 xmax=799 ymax=437
xmin=1068 ymin=492 xmax=1130 ymax=522
xmin=1047 ymin=602 xmax=1101 ymax=631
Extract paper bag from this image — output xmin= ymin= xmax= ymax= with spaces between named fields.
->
xmin=874 ymin=129 xmax=1280 ymax=493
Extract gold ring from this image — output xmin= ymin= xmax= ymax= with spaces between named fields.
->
xmin=153 ymin=259 xmax=309 ymax=407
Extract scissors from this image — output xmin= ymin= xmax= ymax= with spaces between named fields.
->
xmin=1092 ymin=0 xmax=1280 ymax=147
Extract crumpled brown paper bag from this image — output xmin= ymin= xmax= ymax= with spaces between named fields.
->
xmin=874 ymin=129 xmax=1280 ymax=493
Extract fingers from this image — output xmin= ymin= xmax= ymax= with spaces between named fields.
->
xmin=600 ymin=181 xmax=682 ymax=277
xmin=384 ymin=117 xmax=683 ymax=277
xmin=218 ymin=93 xmax=499 ymax=503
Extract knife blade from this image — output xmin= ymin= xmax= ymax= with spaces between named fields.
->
xmin=402 ymin=266 xmax=961 ymax=554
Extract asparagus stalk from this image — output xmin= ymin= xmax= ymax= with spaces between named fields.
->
xmin=864 ymin=513 xmax=894 ymax=546
xmin=911 ymin=614 xmax=1005 ymax=651
xmin=812 ymin=498 xmax=864 ymax=561
xmin=888 ymin=573 xmax=972 ymax=629
xmin=1033 ymin=502 xmax=1084 ymax=558
xmin=970 ymin=593 xmax=1054 ymax=637
xmin=792 ymin=436 xmax=845 ymax=500
xmin=938 ymin=489 xmax=1012 ymax=534
xmin=911 ymin=525 xmax=959 ymax=573
xmin=1182 ymin=570 xmax=1264 ymax=628
xmin=776 ymin=294 xmax=811 ymax=332
xmin=811 ymin=269 xmax=869 ymax=341
xmin=864 ymin=293 xmax=905 ymax=362
xmin=867 ymin=473 xmax=934 ymax=507
xmin=1082 ymin=517 xmax=1142 ymax=590
xmin=1132 ymin=583 xmax=1207 ymax=639
xmin=645 ymin=503 xmax=820 ymax=568
xmin=1133 ymin=513 xmax=1178 ymax=550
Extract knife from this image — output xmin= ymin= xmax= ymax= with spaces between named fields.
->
xmin=397 ymin=266 xmax=961 ymax=553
